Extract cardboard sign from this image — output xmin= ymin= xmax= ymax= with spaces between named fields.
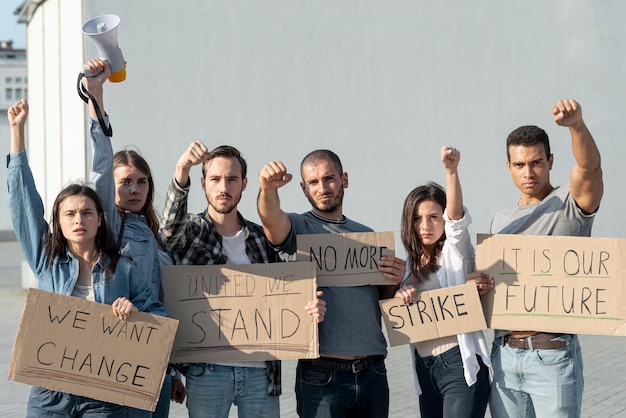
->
xmin=380 ymin=283 xmax=487 ymax=346
xmin=296 ymin=231 xmax=395 ymax=286
xmin=162 ymin=262 xmax=319 ymax=363
xmin=476 ymin=233 xmax=626 ymax=336
xmin=8 ymin=288 xmax=178 ymax=411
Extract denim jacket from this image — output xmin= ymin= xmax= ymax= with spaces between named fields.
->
xmin=7 ymin=150 xmax=167 ymax=315
xmin=88 ymin=118 xmax=175 ymax=302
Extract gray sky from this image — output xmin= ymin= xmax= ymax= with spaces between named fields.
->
xmin=0 ymin=1 xmax=26 ymax=48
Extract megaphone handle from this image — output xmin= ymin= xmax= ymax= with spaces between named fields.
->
xmin=83 ymin=68 xmax=104 ymax=78
xmin=76 ymin=72 xmax=113 ymax=137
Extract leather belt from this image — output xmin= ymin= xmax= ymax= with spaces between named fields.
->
xmin=305 ymin=355 xmax=385 ymax=373
xmin=504 ymin=333 xmax=567 ymax=350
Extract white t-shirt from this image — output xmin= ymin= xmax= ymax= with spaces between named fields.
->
xmin=220 ymin=227 xmax=263 ymax=368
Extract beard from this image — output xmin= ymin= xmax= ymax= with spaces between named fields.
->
xmin=208 ymin=192 xmax=242 ymax=215
xmin=305 ymin=187 xmax=344 ymax=214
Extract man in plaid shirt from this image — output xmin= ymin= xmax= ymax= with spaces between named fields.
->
xmin=160 ymin=142 xmax=326 ymax=418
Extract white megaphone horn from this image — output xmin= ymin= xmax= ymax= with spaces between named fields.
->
xmin=82 ymin=14 xmax=126 ymax=82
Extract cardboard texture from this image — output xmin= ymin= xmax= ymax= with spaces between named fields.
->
xmin=380 ymin=283 xmax=487 ymax=346
xmin=162 ymin=262 xmax=319 ymax=363
xmin=296 ymin=231 xmax=395 ymax=286
xmin=8 ymin=288 xmax=179 ymax=411
xmin=476 ymin=233 xmax=626 ymax=336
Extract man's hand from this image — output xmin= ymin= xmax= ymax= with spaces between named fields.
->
xmin=7 ymin=99 xmax=28 ymax=128
xmin=174 ymin=141 xmax=211 ymax=186
xmin=466 ymin=271 xmax=494 ymax=296
xmin=305 ymin=291 xmax=326 ymax=323
xmin=378 ymin=256 xmax=406 ymax=286
xmin=552 ymin=99 xmax=583 ymax=128
xmin=178 ymin=141 xmax=211 ymax=171
xmin=259 ymin=161 xmax=293 ymax=191
xmin=171 ymin=378 xmax=186 ymax=404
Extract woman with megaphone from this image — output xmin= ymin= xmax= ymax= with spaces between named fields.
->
xmin=82 ymin=59 xmax=185 ymax=418
xmin=7 ymin=98 xmax=170 ymax=416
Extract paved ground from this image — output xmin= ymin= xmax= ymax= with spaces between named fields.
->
xmin=1 ymin=239 xmax=625 ymax=417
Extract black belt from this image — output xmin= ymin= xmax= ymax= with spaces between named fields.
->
xmin=504 ymin=333 xmax=567 ymax=350
xmin=305 ymin=355 xmax=385 ymax=373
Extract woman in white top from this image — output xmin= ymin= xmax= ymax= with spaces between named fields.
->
xmin=395 ymin=146 xmax=493 ymax=418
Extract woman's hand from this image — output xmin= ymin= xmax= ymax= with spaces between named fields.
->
xmin=395 ymin=284 xmax=417 ymax=306
xmin=111 ymin=297 xmax=138 ymax=320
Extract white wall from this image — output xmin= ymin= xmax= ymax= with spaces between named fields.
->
xmin=9 ymin=1 xmax=626 ymax=250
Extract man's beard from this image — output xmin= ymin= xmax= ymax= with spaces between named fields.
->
xmin=208 ymin=192 xmax=242 ymax=215
xmin=305 ymin=188 xmax=344 ymax=214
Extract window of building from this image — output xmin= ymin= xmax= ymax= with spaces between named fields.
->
xmin=15 ymin=77 xmax=22 ymax=84
xmin=6 ymin=88 xmax=13 ymax=100
xmin=16 ymin=88 xmax=23 ymax=100
xmin=5 ymin=77 xmax=12 ymax=84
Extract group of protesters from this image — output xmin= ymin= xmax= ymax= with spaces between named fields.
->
xmin=6 ymin=57 xmax=602 ymax=418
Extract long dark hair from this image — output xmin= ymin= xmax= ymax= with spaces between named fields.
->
xmin=113 ymin=150 xmax=159 ymax=235
xmin=45 ymin=183 xmax=119 ymax=275
xmin=400 ymin=182 xmax=447 ymax=283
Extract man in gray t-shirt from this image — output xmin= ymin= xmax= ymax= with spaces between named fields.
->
xmin=258 ymin=149 xmax=406 ymax=417
xmin=488 ymin=99 xmax=603 ymax=418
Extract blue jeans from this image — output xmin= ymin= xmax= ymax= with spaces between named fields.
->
xmin=415 ymin=345 xmax=490 ymax=418
xmin=184 ymin=363 xmax=279 ymax=418
xmin=295 ymin=357 xmax=389 ymax=418
xmin=489 ymin=334 xmax=584 ymax=418
xmin=26 ymin=386 xmax=126 ymax=417
xmin=127 ymin=374 xmax=172 ymax=417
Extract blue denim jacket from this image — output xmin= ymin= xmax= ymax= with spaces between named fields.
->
xmin=7 ymin=150 xmax=167 ymax=315
xmin=88 ymin=118 xmax=174 ymax=301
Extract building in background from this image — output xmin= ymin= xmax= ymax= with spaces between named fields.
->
xmin=6 ymin=0 xmax=626 ymax=244
xmin=0 ymin=41 xmax=27 ymax=109
xmin=0 ymin=39 xmax=26 ymax=239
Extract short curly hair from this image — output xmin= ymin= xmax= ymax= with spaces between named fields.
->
xmin=506 ymin=125 xmax=551 ymax=161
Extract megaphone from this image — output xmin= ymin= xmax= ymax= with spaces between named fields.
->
xmin=82 ymin=14 xmax=126 ymax=82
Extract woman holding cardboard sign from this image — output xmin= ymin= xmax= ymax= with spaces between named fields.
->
xmin=7 ymin=99 xmax=168 ymax=416
xmin=395 ymin=146 xmax=493 ymax=418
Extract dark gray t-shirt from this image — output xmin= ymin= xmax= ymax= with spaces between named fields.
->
xmin=277 ymin=211 xmax=388 ymax=357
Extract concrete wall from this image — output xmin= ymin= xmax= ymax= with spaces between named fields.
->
xmin=8 ymin=0 xmax=626 ymax=252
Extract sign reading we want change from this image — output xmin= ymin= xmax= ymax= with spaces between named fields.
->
xmin=296 ymin=231 xmax=395 ymax=286
xmin=9 ymin=288 xmax=178 ymax=412
xmin=477 ymin=233 xmax=626 ymax=335
xmin=163 ymin=262 xmax=318 ymax=363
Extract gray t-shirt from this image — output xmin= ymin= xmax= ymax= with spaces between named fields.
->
xmin=491 ymin=185 xmax=596 ymax=336
xmin=277 ymin=211 xmax=388 ymax=357
xmin=490 ymin=185 xmax=595 ymax=236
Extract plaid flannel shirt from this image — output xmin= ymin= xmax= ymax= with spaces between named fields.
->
xmin=160 ymin=177 xmax=282 ymax=396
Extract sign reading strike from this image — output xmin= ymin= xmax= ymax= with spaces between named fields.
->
xmin=9 ymin=288 xmax=178 ymax=411
xmin=162 ymin=262 xmax=318 ymax=363
xmin=476 ymin=234 xmax=626 ymax=336
xmin=296 ymin=231 xmax=396 ymax=286
xmin=380 ymin=283 xmax=487 ymax=346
